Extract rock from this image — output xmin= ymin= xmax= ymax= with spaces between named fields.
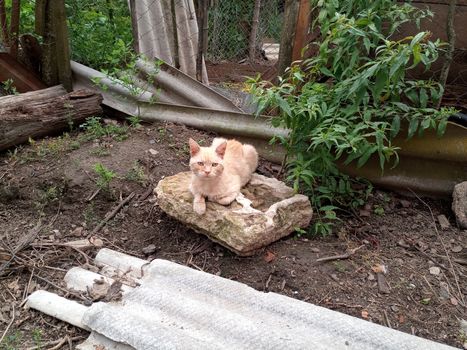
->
xmin=437 ymin=214 xmax=450 ymax=230
xmin=155 ymin=172 xmax=313 ymax=256
xmin=311 ymin=247 xmax=320 ymax=253
xmin=453 ymin=182 xmax=467 ymax=229
xmin=452 ymin=245 xmax=463 ymax=253
xmin=71 ymin=227 xmax=84 ymax=237
xmin=429 ymin=266 xmax=441 ymax=275
xmin=148 ymin=148 xmax=159 ymax=156
xmin=142 ymin=244 xmax=157 ymax=255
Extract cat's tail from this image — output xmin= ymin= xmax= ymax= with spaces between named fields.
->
xmin=243 ymin=144 xmax=259 ymax=173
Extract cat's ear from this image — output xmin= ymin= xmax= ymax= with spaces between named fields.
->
xmin=189 ymin=138 xmax=201 ymax=156
xmin=215 ymin=141 xmax=227 ymax=158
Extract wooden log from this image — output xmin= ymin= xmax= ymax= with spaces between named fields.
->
xmin=277 ymin=0 xmax=300 ymax=77
xmin=0 ymin=86 xmax=103 ymax=151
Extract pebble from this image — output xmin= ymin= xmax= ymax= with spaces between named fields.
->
xmin=311 ymin=247 xmax=320 ymax=253
xmin=142 ymin=244 xmax=157 ymax=255
xmin=149 ymin=148 xmax=159 ymax=156
xmin=71 ymin=227 xmax=84 ymax=237
xmin=437 ymin=214 xmax=450 ymax=230
xmin=429 ymin=266 xmax=441 ymax=276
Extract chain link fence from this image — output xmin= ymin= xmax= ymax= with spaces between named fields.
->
xmin=207 ymin=0 xmax=283 ymax=63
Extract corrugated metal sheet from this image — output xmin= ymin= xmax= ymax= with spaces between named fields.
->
xmin=27 ymin=249 xmax=456 ymax=350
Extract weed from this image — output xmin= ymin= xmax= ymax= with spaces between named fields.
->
xmin=127 ymin=115 xmax=142 ymax=128
xmin=1 ymin=79 xmax=18 ymax=95
xmin=125 ymin=162 xmax=146 ymax=184
xmin=374 ymin=205 xmax=385 ymax=216
xmin=0 ymin=331 xmax=22 ymax=350
xmin=80 ymin=117 xmax=129 ymax=141
xmin=93 ymin=163 xmax=117 ymax=192
xmin=90 ymin=146 xmax=111 ymax=157
xmin=32 ymin=329 xmax=42 ymax=349
xmin=333 ymin=261 xmax=347 ymax=273
xmin=84 ymin=202 xmax=97 ymax=225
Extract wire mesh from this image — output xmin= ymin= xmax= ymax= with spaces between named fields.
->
xmin=207 ymin=0 xmax=284 ymax=63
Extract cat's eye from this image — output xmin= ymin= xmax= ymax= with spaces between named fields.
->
xmin=197 ymin=161 xmax=204 ymax=166
xmin=212 ymin=163 xmax=218 ymax=167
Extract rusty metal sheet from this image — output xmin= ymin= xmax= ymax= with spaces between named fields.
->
xmin=0 ymin=53 xmax=46 ymax=92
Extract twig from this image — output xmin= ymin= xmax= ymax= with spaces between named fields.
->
xmin=383 ymin=310 xmax=392 ymax=329
xmin=25 ymin=336 xmax=84 ymax=350
xmin=87 ymin=188 xmax=100 ymax=201
xmin=90 ymin=192 xmax=135 ymax=236
xmin=408 ymin=188 xmax=466 ymax=308
xmin=0 ymin=220 xmax=42 ymax=276
xmin=33 ymin=275 xmax=88 ymax=302
xmin=316 ymin=245 xmax=365 ymax=263
xmin=0 ymin=304 xmax=15 ymax=344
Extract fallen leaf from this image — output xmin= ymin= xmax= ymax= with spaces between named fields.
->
xmin=264 ymin=251 xmax=276 ymax=263
xmin=359 ymin=209 xmax=371 ymax=217
xmin=451 ymin=245 xmax=463 ymax=253
xmin=398 ymin=314 xmax=405 ymax=324
xmin=429 ymin=266 xmax=441 ymax=276
xmin=361 ymin=310 xmax=369 ymax=319
xmin=371 ymin=264 xmax=387 ymax=274
xmin=451 ymin=297 xmax=458 ymax=306
xmin=7 ymin=279 xmax=19 ymax=291
xmin=399 ymin=199 xmax=411 ymax=208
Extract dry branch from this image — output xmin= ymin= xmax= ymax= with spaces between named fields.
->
xmin=0 ymin=86 xmax=103 ymax=151
xmin=249 ymin=0 xmax=261 ymax=61
xmin=316 ymin=245 xmax=365 ymax=263
xmin=90 ymin=192 xmax=136 ymax=236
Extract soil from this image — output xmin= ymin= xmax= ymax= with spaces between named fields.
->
xmin=0 ymin=120 xmax=466 ymax=349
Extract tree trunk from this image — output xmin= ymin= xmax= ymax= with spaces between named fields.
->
xmin=277 ymin=0 xmax=300 ymax=77
xmin=437 ymin=0 xmax=456 ymax=108
xmin=0 ymin=86 xmax=103 ymax=151
xmin=9 ymin=0 xmax=20 ymax=58
xmin=249 ymin=0 xmax=261 ymax=61
xmin=0 ymin=0 xmax=9 ymax=48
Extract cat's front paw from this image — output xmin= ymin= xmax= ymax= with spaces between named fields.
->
xmin=193 ymin=201 xmax=206 ymax=215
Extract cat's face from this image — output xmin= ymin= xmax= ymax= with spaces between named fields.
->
xmin=189 ymin=138 xmax=226 ymax=179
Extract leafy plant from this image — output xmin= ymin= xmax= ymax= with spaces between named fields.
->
xmin=92 ymin=54 xmax=162 ymax=122
xmin=80 ymin=117 xmax=129 ymax=141
xmin=93 ymin=163 xmax=117 ymax=192
xmin=125 ymin=161 xmax=147 ymax=185
xmin=1 ymin=79 xmax=18 ymax=95
xmin=249 ymin=0 xmax=457 ymax=235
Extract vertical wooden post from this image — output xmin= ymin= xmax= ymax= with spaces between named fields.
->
xmin=277 ymin=0 xmax=299 ymax=77
xmin=39 ymin=0 xmax=58 ymax=86
xmin=196 ymin=0 xmax=208 ymax=82
xmin=0 ymin=0 xmax=9 ymax=48
xmin=52 ymin=0 xmax=72 ymax=91
xmin=291 ymin=0 xmax=311 ymax=62
xmin=9 ymin=0 xmax=20 ymax=58
xmin=128 ymin=0 xmax=140 ymax=53
xmin=249 ymin=0 xmax=261 ymax=61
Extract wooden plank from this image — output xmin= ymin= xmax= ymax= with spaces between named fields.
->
xmin=277 ymin=0 xmax=300 ymax=76
xmin=292 ymin=0 xmax=311 ymax=62
xmin=0 ymin=52 xmax=46 ymax=92
xmin=52 ymin=0 xmax=72 ymax=91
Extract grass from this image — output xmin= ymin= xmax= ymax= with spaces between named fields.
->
xmin=125 ymin=162 xmax=146 ymax=185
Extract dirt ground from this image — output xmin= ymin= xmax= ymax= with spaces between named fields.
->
xmin=0 ymin=119 xmax=466 ymax=349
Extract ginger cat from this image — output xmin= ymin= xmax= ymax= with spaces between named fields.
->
xmin=188 ymin=137 xmax=258 ymax=215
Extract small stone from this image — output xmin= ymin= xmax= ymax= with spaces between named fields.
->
xmin=452 ymin=245 xmax=463 ymax=253
xmin=439 ymin=282 xmax=450 ymax=300
xmin=390 ymin=305 xmax=399 ymax=312
xmin=311 ymin=247 xmax=320 ymax=253
xmin=399 ymin=199 xmax=411 ymax=208
xmin=452 ymin=182 xmax=467 ymax=229
xmin=149 ymin=139 xmax=156 ymax=144
xmin=142 ymin=244 xmax=157 ymax=255
xmin=437 ymin=215 xmax=450 ymax=230
xmin=149 ymin=148 xmax=159 ymax=156
xmin=429 ymin=266 xmax=441 ymax=275
xmin=368 ymin=273 xmax=375 ymax=281
xmin=71 ymin=227 xmax=84 ymax=237
xmin=52 ymin=229 xmax=60 ymax=234
xmin=398 ymin=240 xmax=410 ymax=248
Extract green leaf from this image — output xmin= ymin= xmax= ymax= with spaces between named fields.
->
xmin=391 ymin=116 xmax=401 ymax=138
xmin=276 ymin=97 xmax=292 ymax=117
xmin=408 ymin=118 xmax=419 ymax=138
xmin=437 ymin=119 xmax=447 ymax=137
xmin=411 ymin=43 xmax=421 ymax=67
xmin=419 ymin=88 xmax=428 ymax=108
xmin=319 ymin=66 xmax=334 ymax=77
xmin=357 ymin=146 xmax=377 ymax=168
xmin=373 ymin=69 xmax=388 ymax=100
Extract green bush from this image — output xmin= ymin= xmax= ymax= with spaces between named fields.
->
xmin=249 ymin=0 xmax=457 ymax=235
